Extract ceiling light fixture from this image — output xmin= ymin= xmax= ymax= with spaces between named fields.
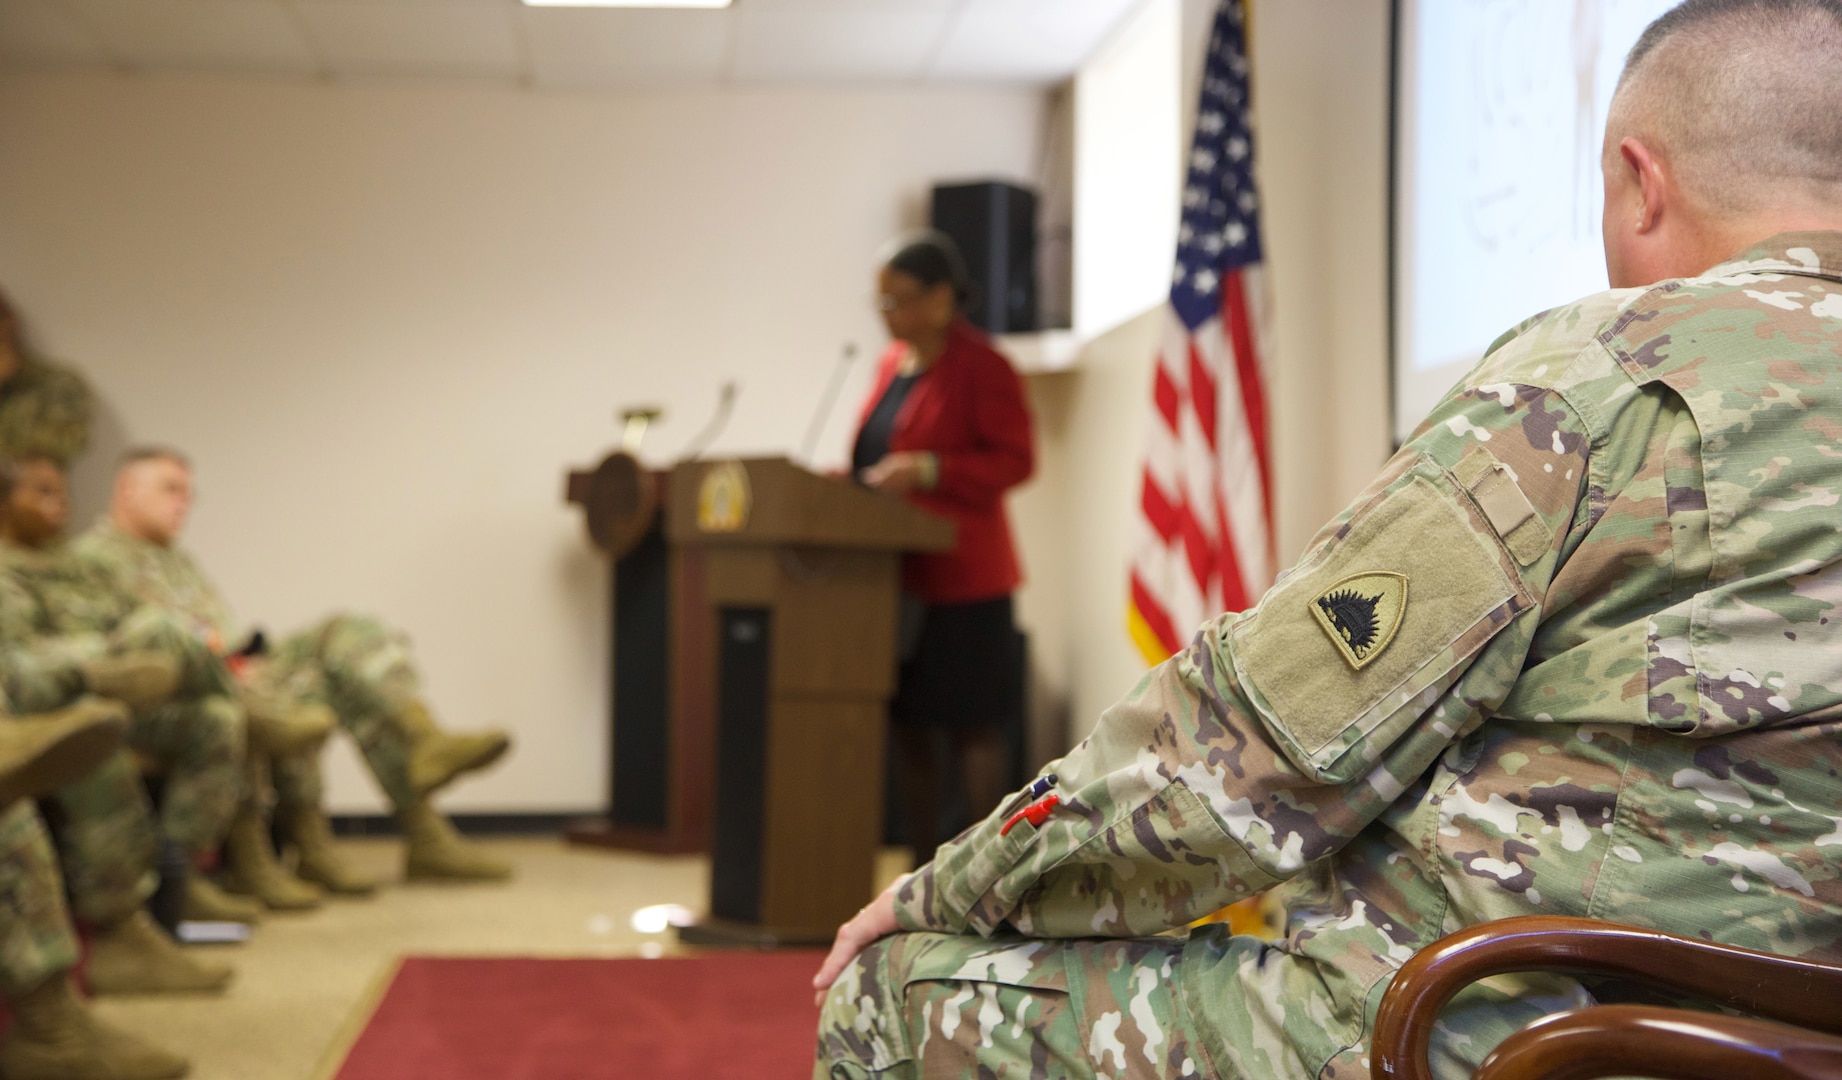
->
xmin=521 ymin=0 xmax=731 ymax=7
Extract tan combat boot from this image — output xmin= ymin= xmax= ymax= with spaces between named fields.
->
xmin=86 ymin=909 xmax=233 ymax=996
xmin=0 ymin=699 xmax=129 ymax=806
xmin=182 ymin=875 xmax=262 ymax=924
xmin=0 ymin=973 xmax=189 ymax=1079
xmin=221 ymin=810 xmax=322 ymax=911
xmin=401 ymin=799 xmax=511 ymax=882
xmin=279 ymin=804 xmax=377 ymax=896
xmin=245 ymin=699 xmax=337 ymax=758
xmin=78 ymin=652 xmax=181 ymax=711
xmin=400 ymin=700 xmax=511 ymax=797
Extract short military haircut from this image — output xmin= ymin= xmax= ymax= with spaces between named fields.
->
xmin=116 ymin=446 xmax=191 ymax=474
xmin=1611 ymin=0 xmax=1842 ymax=213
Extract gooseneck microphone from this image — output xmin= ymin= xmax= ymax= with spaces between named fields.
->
xmin=798 ymin=343 xmax=860 ymax=466
xmin=681 ymin=381 xmax=738 ymax=461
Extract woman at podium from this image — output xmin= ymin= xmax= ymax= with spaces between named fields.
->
xmin=852 ymin=231 xmax=1035 ymax=861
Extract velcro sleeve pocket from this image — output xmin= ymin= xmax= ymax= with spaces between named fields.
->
xmin=1229 ymin=456 xmax=1532 ymax=784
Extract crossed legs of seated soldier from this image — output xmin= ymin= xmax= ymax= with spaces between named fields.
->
xmin=43 ymin=697 xmax=239 ymax=994
xmin=19 ymin=605 xmax=276 ymax=938
xmin=222 ymin=613 xmax=511 ymax=904
xmin=0 ymin=705 xmax=192 ymax=1080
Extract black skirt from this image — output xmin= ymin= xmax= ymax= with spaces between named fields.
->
xmin=889 ymin=595 xmax=1023 ymax=731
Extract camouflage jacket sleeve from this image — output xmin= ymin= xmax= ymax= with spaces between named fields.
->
xmin=895 ymin=367 xmax=1599 ymax=939
xmin=0 ymin=574 xmax=97 ymax=713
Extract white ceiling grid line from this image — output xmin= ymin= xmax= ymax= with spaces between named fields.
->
xmin=0 ymin=0 xmax=1149 ymax=88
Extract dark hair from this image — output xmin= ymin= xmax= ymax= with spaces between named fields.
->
xmin=884 ymin=231 xmax=970 ymax=307
xmin=1626 ymin=0 xmax=1842 ymax=77
xmin=117 ymin=446 xmax=192 ymax=473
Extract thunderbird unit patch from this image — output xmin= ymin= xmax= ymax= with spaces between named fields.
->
xmin=1310 ymin=571 xmax=1407 ymax=670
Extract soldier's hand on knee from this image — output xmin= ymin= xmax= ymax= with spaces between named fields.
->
xmin=812 ymin=876 xmax=905 ymax=1005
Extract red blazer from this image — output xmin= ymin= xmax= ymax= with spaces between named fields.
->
xmin=855 ymin=320 xmax=1035 ymax=604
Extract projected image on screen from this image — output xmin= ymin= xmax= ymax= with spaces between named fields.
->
xmin=1393 ymin=0 xmax=1679 ymax=443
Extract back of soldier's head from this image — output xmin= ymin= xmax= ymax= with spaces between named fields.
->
xmin=1611 ymin=0 xmax=1842 ymax=214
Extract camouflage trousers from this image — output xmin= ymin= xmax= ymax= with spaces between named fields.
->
xmin=248 ymin=614 xmax=421 ymax=815
xmin=0 ymin=801 xmax=78 ymax=997
xmin=816 ymin=923 xmax=1597 ymax=1080
xmin=45 ymin=694 xmax=242 ymax=925
xmin=815 ymin=932 xmax=1205 ymax=1079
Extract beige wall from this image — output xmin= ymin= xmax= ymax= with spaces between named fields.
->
xmin=0 ymin=0 xmax=1396 ymax=807
xmin=1015 ymin=0 xmax=1394 ymax=754
xmin=0 ymin=71 xmax=1048 ymax=813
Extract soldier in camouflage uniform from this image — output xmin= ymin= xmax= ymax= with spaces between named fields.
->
xmin=69 ymin=447 xmax=514 ymax=893
xmin=812 ymin=2 xmax=1842 ymax=1077
xmin=0 ymin=289 xmax=92 ymax=468
xmin=0 ymin=455 xmax=290 ymax=940
xmin=0 ymin=458 xmax=248 ymax=984
xmin=0 ymin=693 xmax=190 ymax=1079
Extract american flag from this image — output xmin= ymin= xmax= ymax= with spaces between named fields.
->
xmin=1128 ymin=0 xmax=1273 ymax=665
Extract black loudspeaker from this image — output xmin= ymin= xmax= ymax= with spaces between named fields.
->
xmin=930 ymin=181 xmax=1038 ymax=335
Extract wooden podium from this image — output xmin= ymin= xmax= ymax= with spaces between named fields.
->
xmin=565 ymin=455 xmax=952 ymax=944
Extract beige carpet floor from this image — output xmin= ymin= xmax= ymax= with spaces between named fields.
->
xmin=86 ymin=837 xmax=909 ymax=1080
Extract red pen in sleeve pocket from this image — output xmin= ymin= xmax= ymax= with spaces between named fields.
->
xmin=1000 ymin=794 xmax=1060 ymax=836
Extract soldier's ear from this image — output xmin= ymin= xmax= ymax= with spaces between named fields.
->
xmin=1619 ymin=137 xmax=1668 ymax=234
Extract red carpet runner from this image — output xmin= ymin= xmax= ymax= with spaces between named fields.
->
xmin=333 ymin=954 xmax=826 ymax=1080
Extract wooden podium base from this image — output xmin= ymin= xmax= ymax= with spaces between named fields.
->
xmin=563 ymin=818 xmax=705 ymax=856
xmin=675 ymin=917 xmax=834 ymax=950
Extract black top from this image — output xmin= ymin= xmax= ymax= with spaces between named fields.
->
xmin=852 ymin=371 xmax=920 ymax=477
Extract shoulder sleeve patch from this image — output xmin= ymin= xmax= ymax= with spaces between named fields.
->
xmin=1231 ymin=456 xmax=1533 ymax=782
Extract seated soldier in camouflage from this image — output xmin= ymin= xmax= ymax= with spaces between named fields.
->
xmin=0 ymin=698 xmax=191 ymax=1079
xmin=0 ymin=456 xmax=338 ymax=925
xmin=0 ymin=457 xmax=259 ymax=990
xmin=0 ymin=289 xmax=92 ymax=469
xmin=68 ymin=448 xmax=513 ymax=895
xmin=812 ymin=2 xmax=1842 ymax=1077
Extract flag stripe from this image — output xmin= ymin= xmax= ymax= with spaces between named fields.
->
xmin=1129 ymin=572 xmax=1183 ymax=659
xmin=1141 ymin=471 xmax=1180 ymax=543
xmin=1223 ymin=269 xmax=1272 ymax=537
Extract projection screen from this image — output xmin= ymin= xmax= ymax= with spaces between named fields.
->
xmin=1391 ymin=0 xmax=1681 ymax=443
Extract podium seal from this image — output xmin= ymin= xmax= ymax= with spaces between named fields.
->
xmin=697 ymin=460 xmax=751 ymax=533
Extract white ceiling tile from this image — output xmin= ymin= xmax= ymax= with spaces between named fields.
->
xmin=931 ymin=0 xmax=1141 ymax=81
xmin=0 ymin=0 xmax=108 ymax=66
xmin=294 ymin=2 xmax=520 ymax=77
xmin=736 ymin=0 xmax=958 ymax=10
xmin=64 ymin=0 xmax=319 ymax=74
xmin=730 ymin=8 xmax=947 ymax=82
xmin=521 ymin=8 xmax=733 ymax=87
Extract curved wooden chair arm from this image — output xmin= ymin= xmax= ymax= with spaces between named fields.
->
xmin=1473 ymin=1004 xmax=1842 ymax=1080
xmin=1371 ymin=915 xmax=1842 ymax=1080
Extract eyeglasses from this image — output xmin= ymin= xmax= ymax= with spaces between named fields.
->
xmin=874 ymin=292 xmax=924 ymax=313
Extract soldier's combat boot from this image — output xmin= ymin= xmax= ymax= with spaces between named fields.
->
xmin=221 ymin=810 xmax=322 ymax=911
xmin=245 ymin=699 xmax=336 ymax=758
xmin=400 ymin=700 xmax=511 ymax=797
xmin=87 ymin=909 xmax=234 ymax=996
xmin=400 ymin=799 xmax=511 ymax=882
xmin=279 ymin=804 xmax=377 ymax=896
xmin=182 ymin=875 xmax=262 ymax=924
xmin=78 ymin=652 xmax=182 ymax=711
xmin=0 ymin=974 xmax=189 ymax=1079
xmin=0 ymin=699 xmax=129 ymax=807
